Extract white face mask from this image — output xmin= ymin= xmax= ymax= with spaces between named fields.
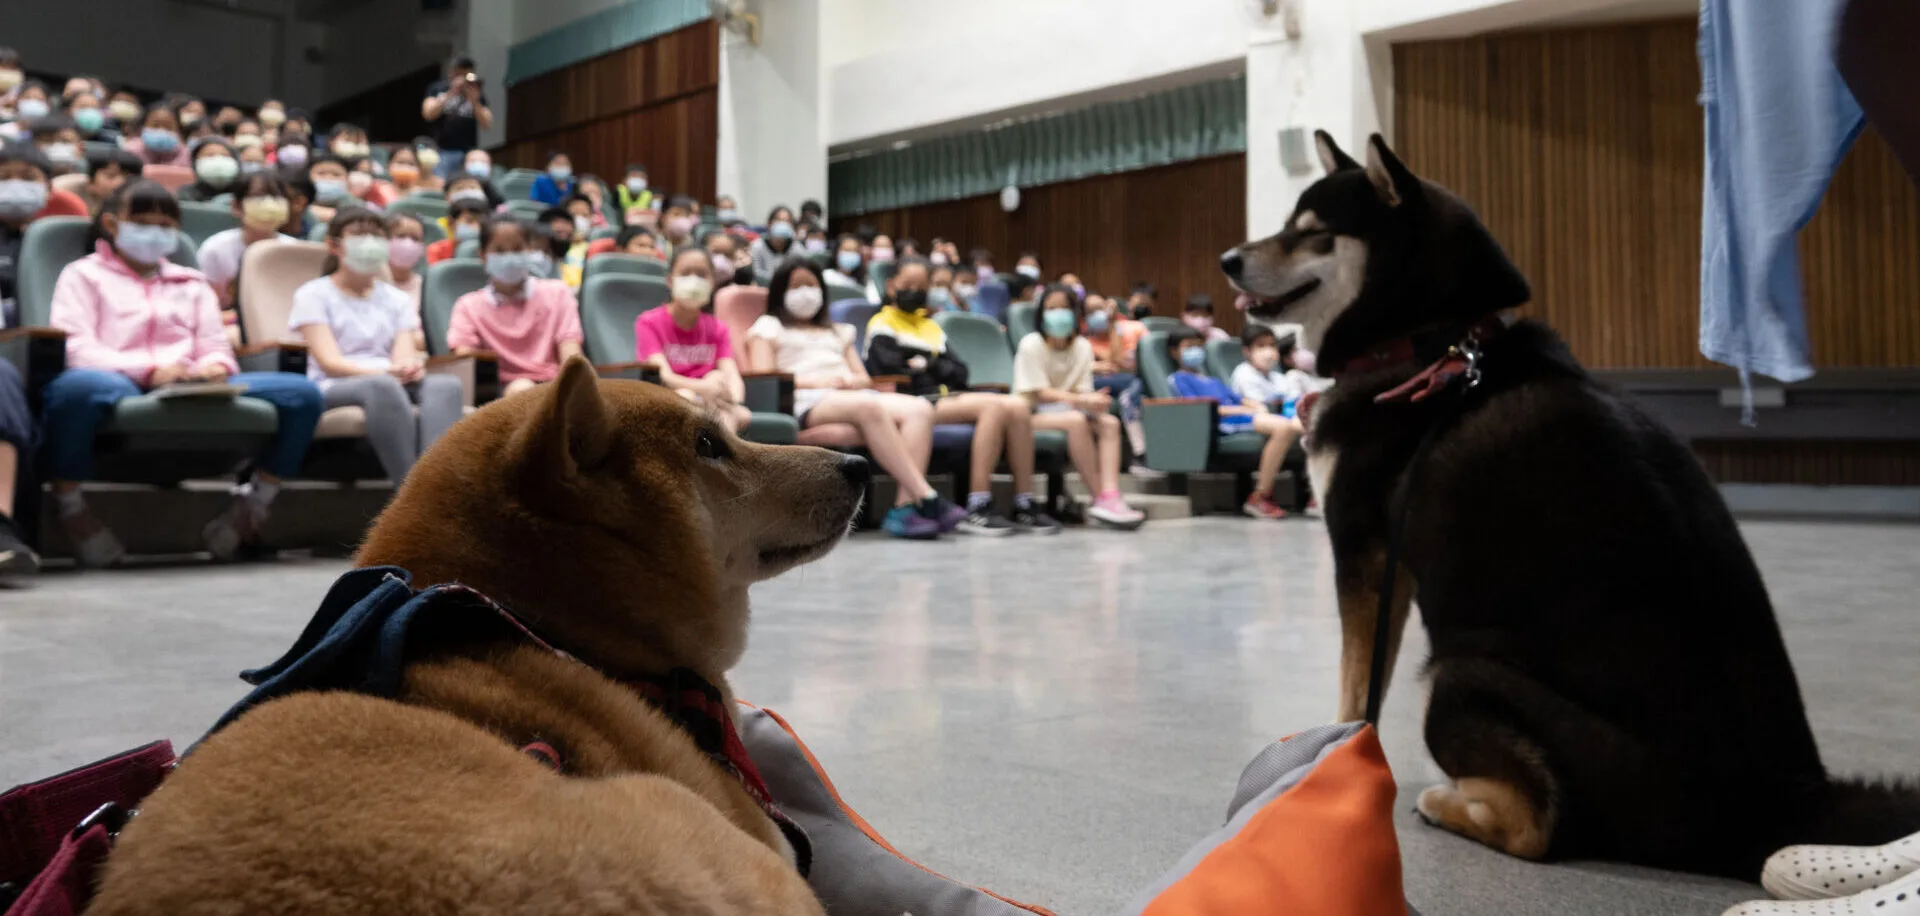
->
xmin=342 ymin=235 xmax=390 ymax=275
xmin=671 ymin=273 xmax=712 ymax=304
xmin=784 ymin=285 xmax=823 ymax=320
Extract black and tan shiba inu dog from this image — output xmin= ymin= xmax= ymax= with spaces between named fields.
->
xmin=1220 ymin=130 xmax=1920 ymax=878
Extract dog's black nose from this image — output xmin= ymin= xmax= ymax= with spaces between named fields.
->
xmin=1219 ymin=248 xmax=1243 ymax=279
xmin=837 ymin=454 xmax=871 ymax=488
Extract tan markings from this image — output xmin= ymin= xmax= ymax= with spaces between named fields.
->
xmin=1293 ymin=210 xmax=1323 ymax=232
xmin=1417 ymin=778 xmax=1552 ymax=859
xmin=1306 ymin=442 xmax=1337 ymax=502
xmin=1334 ymin=552 xmax=1414 ymax=723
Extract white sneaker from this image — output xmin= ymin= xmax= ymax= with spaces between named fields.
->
xmin=1724 ymin=867 xmax=1920 ymax=915
xmin=1763 ymin=830 xmax=1920 ymax=901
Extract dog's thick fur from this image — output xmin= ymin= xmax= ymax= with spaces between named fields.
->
xmin=88 ymin=358 xmax=866 ymax=914
xmin=1224 ymin=132 xmax=1920 ymax=878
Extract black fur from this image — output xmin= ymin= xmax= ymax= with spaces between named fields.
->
xmin=1235 ymin=132 xmax=1920 ymax=878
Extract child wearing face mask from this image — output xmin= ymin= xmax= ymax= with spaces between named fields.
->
xmin=197 ymin=171 xmax=296 ymax=334
xmin=0 ymin=146 xmax=55 ymax=328
xmin=446 ymin=216 xmax=584 ymax=398
xmin=636 ymin=247 xmax=750 ymax=431
xmin=42 ymin=180 xmax=324 ymax=565
xmin=866 ymin=256 xmax=1058 ymax=535
xmin=530 ymin=152 xmax=577 ymax=206
xmin=616 ymin=163 xmax=652 ymax=216
xmin=822 ymin=233 xmax=868 ymax=297
xmin=659 ymin=195 xmax=698 ymax=255
xmin=125 ymin=106 xmax=189 ymax=167
xmin=1165 ymin=326 xmax=1302 ymax=519
xmin=289 ymin=207 xmax=463 ymax=482
xmin=428 ymin=197 xmax=490 ymax=264
xmin=1183 ymin=293 xmax=1231 ymax=343
xmin=1012 ymin=284 xmax=1145 ymax=529
xmin=746 ymin=257 xmax=964 ymax=539
xmin=748 ymin=205 xmax=797 ymax=278
xmin=1231 ymin=325 xmax=1330 ymax=414
xmin=384 ymin=212 xmax=429 ymax=351
xmin=177 ymin=137 xmax=242 ymax=202
xmin=305 ymin=154 xmax=353 ymax=225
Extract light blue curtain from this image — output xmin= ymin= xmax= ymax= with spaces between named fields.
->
xmin=507 ymin=0 xmax=709 ymax=85
xmin=828 ymin=74 xmax=1247 ymax=216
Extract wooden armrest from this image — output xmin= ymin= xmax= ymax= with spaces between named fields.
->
xmin=741 ymin=370 xmax=795 ymax=382
xmin=1145 ymin=397 xmax=1214 ymax=406
xmin=595 ymin=361 xmax=649 ymax=374
xmin=427 ymin=350 xmax=496 ymax=367
xmin=869 ymin=375 xmax=911 ymax=386
xmin=971 ymin=383 xmax=1011 ymax=393
xmin=0 ymin=327 xmax=68 ymax=342
xmin=234 ymin=340 xmax=309 ymax=356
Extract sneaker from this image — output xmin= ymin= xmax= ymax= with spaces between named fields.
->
xmin=956 ymin=509 xmax=1018 ymax=537
xmin=1087 ymin=494 xmax=1146 ymax=530
xmin=1760 ymin=829 xmax=1920 ymax=901
xmin=203 ymin=498 xmax=266 ymax=561
xmin=882 ymin=504 xmax=942 ymax=540
xmin=1242 ymin=492 xmax=1288 ymax=520
xmin=0 ymin=515 xmax=39 ymax=577
xmin=1130 ymin=465 xmax=1168 ymax=481
xmin=1010 ymin=505 xmax=1062 ymax=535
xmin=58 ymin=503 xmax=126 ymax=569
xmin=1053 ymin=500 xmax=1087 ymax=526
xmin=917 ymin=496 xmax=968 ymax=533
xmin=1725 ymin=867 xmax=1920 ymax=915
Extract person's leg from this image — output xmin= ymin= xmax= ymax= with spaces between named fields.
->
xmin=931 ymin=393 xmax=1015 ymax=534
xmin=1253 ymin=413 xmax=1301 ymax=495
xmin=39 ymin=368 xmax=141 ymax=566
xmin=1031 ymin=410 xmax=1098 ymax=495
xmin=0 ymin=360 xmax=36 ymax=573
xmin=410 ymin=373 xmax=467 ymax=456
xmin=726 ymin=403 xmax=752 ymax=433
xmin=326 ymin=374 xmax=418 ymax=481
xmin=808 ymin=394 xmax=934 ymax=504
xmin=504 ymin=377 xmax=538 ymax=397
xmin=1094 ymin=411 xmax=1124 ymax=494
xmin=879 ymin=393 xmax=935 ymax=472
xmin=997 ymin=395 xmax=1038 ymax=496
xmin=205 ymin=373 xmax=325 ymax=559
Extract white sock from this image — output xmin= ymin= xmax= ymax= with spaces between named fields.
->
xmin=243 ymin=477 xmax=281 ymax=512
xmin=54 ymin=489 xmax=87 ymax=517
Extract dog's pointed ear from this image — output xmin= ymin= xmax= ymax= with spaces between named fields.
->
xmin=542 ymin=356 xmax=613 ymax=474
xmin=1315 ymin=130 xmax=1360 ymax=174
xmin=1364 ymin=134 xmax=1418 ymax=207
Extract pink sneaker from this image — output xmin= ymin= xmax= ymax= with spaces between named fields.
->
xmin=1242 ymin=492 xmax=1288 ymax=520
xmin=1088 ymin=493 xmax=1146 ymax=530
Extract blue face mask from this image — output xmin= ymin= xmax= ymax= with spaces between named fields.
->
xmin=928 ymin=287 xmax=953 ymax=311
xmin=313 ymin=179 xmax=348 ymax=203
xmin=73 ymin=108 xmax=105 ymax=133
xmin=1179 ymin=346 xmax=1208 ymax=371
xmin=485 ymin=251 xmax=531 ymax=286
xmin=835 ymin=251 xmax=861 ymax=272
xmin=141 ymin=129 xmax=180 ymax=154
xmin=1085 ymin=310 xmax=1110 ymax=334
xmin=1041 ymin=308 xmax=1077 ymax=339
xmin=769 ymin=221 xmax=794 ymax=241
xmin=454 ymin=223 xmax=480 ymax=241
xmin=466 ymin=161 xmax=491 ymax=178
xmin=115 ymin=222 xmax=179 ymax=265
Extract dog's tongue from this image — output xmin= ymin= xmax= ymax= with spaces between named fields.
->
xmin=1234 ymin=292 xmax=1256 ymax=312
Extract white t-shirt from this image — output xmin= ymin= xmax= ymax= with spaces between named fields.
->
xmin=748 ymin=315 xmax=855 ymax=381
xmin=1012 ymin=333 xmax=1094 ymax=406
xmin=1231 ymin=361 xmax=1330 ymax=405
xmin=196 ymin=228 xmax=296 ymax=308
xmin=287 ymin=276 xmax=421 ymax=388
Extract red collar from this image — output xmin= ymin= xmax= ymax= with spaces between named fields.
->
xmin=1298 ymin=316 xmax=1506 ymax=429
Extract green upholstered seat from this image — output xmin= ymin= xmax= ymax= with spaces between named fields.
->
xmin=579 ymin=273 xmax=670 ymax=365
xmin=502 ymin=199 xmax=546 ymax=221
xmin=499 ymin=169 xmax=541 ymax=201
xmin=825 ymin=280 xmax=866 ymax=306
xmin=742 ymin=412 xmax=798 ymax=445
xmin=582 ymin=254 xmax=667 ymax=284
xmin=421 ymin=259 xmax=489 ymax=356
xmin=1006 ymin=302 xmax=1038 ymax=348
xmin=935 ymin=311 xmax=1016 ymax=389
xmin=387 ymin=195 xmax=450 ymax=225
xmin=1207 ymin=338 xmax=1245 ymax=381
xmin=1140 ymin=316 xmax=1182 ymax=335
xmin=178 ymin=201 xmax=238 ymax=247
xmin=100 ymin=393 xmax=279 ymax=435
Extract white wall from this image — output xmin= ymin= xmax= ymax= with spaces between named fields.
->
xmin=822 ymin=0 xmax=1251 ymax=152
xmin=717 ymin=0 xmax=827 ymax=219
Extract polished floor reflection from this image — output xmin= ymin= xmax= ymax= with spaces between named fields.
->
xmin=4 ymin=518 xmax=1916 ymax=915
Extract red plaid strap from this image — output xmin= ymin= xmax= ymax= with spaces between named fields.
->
xmin=5 ymin=824 xmax=115 ymax=916
xmin=0 ymin=741 xmax=174 ymax=888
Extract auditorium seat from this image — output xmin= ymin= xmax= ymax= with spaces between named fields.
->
xmin=1206 ymin=338 xmax=1244 ymax=381
xmin=178 ymin=201 xmax=238 ymax=247
xmin=498 ymin=169 xmax=541 ymax=201
xmin=386 ymin=196 xmax=449 ymax=225
xmin=580 ymin=253 xmax=666 ymax=285
xmin=577 ymin=272 xmax=670 ymax=376
xmin=1005 ymin=301 xmax=1038 ymax=348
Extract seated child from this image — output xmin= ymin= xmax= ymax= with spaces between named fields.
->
xmin=1011 ymin=284 xmax=1145 ymax=530
xmin=44 ymin=180 xmax=324 ymax=565
xmin=446 ymin=215 xmax=584 ymax=397
xmin=635 ymin=246 xmax=750 ymax=431
xmin=427 ymin=197 xmax=488 ymax=264
xmin=1230 ymin=324 xmax=1331 ymax=415
xmin=1183 ymin=293 xmax=1232 ymax=343
xmin=1165 ymin=326 xmax=1301 ymax=520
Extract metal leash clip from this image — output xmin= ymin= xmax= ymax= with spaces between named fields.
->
xmin=1454 ymin=337 xmax=1484 ymax=389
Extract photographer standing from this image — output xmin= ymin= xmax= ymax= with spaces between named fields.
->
xmin=420 ymin=57 xmax=494 ymax=178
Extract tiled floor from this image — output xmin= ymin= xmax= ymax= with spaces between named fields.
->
xmin=3 ymin=518 xmax=1916 ymax=915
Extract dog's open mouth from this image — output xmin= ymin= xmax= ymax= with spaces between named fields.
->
xmin=756 ymin=533 xmax=842 ymax=569
xmin=1233 ymin=278 xmax=1322 ymax=316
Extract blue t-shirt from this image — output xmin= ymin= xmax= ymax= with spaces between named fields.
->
xmin=1169 ymin=370 xmax=1254 ymax=432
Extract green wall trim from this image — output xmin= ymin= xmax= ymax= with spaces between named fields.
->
xmin=828 ymin=73 xmax=1246 ymax=216
xmin=507 ymin=0 xmax=708 ymax=85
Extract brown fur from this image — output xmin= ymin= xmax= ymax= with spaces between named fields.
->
xmin=89 ymin=358 xmax=865 ymax=915
xmin=1417 ymin=777 xmax=1554 ymax=859
xmin=1334 ymin=553 xmax=1414 ymax=724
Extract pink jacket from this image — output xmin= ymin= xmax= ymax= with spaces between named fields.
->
xmin=50 ymin=242 xmax=239 ymax=386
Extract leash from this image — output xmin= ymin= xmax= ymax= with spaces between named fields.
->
xmin=1363 ymin=333 xmax=1486 ymax=726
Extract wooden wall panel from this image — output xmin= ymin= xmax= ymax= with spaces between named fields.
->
xmin=498 ymin=20 xmax=718 ymax=202
xmin=834 ymin=154 xmax=1250 ymax=334
xmin=1394 ymin=19 xmax=1920 ymax=371
xmin=1695 ymin=441 xmax=1920 ymax=487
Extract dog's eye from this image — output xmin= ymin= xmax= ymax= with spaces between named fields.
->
xmin=1303 ymin=231 xmax=1336 ymax=255
xmin=695 ymin=429 xmax=731 ymax=462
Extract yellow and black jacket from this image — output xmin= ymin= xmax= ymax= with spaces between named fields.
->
xmin=864 ymin=306 xmax=970 ymax=396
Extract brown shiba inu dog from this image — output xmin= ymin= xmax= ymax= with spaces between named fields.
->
xmin=1220 ymin=131 xmax=1920 ymax=878
xmin=88 ymin=358 xmax=868 ymax=915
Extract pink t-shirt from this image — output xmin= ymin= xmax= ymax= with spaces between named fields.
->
xmin=446 ymin=278 xmax=585 ymax=382
xmin=635 ymin=307 xmax=732 ymax=379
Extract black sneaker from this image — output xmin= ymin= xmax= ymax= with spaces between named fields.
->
xmin=1010 ymin=505 xmax=1063 ymax=535
xmin=956 ymin=509 xmax=1018 ymax=537
xmin=0 ymin=514 xmax=40 ymax=578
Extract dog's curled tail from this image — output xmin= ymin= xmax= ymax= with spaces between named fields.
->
xmin=1796 ymin=777 xmax=1920 ymax=848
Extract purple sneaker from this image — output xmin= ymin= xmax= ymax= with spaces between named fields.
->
xmin=919 ymin=496 xmax=968 ymax=533
xmin=884 ymin=505 xmax=942 ymax=540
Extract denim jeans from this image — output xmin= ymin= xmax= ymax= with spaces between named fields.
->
xmin=39 ymin=369 xmax=324 ymax=481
